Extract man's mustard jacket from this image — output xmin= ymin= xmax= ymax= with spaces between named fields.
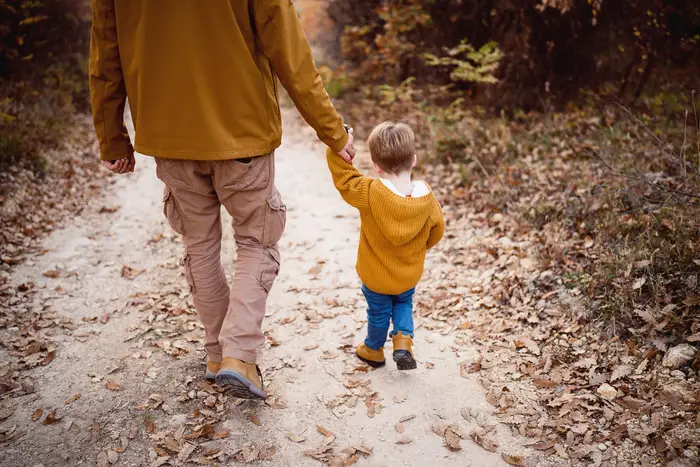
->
xmin=89 ymin=0 xmax=348 ymax=161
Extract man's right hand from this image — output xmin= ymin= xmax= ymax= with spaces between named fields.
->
xmin=337 ymin=128 xmax=355 ymax=162
xmin=103 ymin=153 xmax=136 ymax=174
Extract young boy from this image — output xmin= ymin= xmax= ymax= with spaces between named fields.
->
xmin=326 ymin=121 xmax=445 ymax=370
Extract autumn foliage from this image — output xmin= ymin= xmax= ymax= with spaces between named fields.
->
xmin=328 ymin=0 xmax=700 ymax=108
xmin=0 ymin=0 xmax=91 ymax=169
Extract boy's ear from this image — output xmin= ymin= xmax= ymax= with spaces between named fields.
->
xmin=411 ymin=154 xmax=417 ymax=169
xmin=373 ymin=163 xmax=383 ymax=175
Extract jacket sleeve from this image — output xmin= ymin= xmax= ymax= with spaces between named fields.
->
xmin=89 ymin=0 xmax=133 ymax=161
xmin=254 ymin=0 xmax=349 ymax=154
xmin=426 ymin=200 xmax=445 ymax=249
xmin=326 ymin=147 xmax=371 ymax=211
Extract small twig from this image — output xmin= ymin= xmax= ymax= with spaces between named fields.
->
xmin=469 ymin=153 xmax=492 ymax=180
xmin=692 ymin=90 xmax=700 ymax=172
xmin=681 ymin=110 xmax=688 ymax=179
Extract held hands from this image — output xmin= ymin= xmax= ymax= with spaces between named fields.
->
xmin=103 ymin=153 xmax=136 ymax=174
xmin=337 ymin=127 xmax=355 ymax=163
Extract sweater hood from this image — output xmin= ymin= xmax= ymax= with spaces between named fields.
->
xmin=368 ymin=180 xmax=435 ymax=247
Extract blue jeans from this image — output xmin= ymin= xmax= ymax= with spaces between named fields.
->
xmin=361 ymin=285 xmax=415 ymax=351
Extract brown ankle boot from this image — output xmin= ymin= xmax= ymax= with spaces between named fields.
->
xmin=205 ymin=360 xmax=221 ymax=381
xmin=392 ymin=332 xmax=416 ymax=370
xmin=356 ymin=344 xmax=386 ymax=368
xmin=215 ymin=358 xmax=266 ymax=400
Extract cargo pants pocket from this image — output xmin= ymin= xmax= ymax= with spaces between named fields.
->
xmin=162 ymin=186 xmax=186 ymax=235
xmin=262 ymin=189 xmax=286 ymax=248
xmin=257 ymin=248 xmax=280 ymax=293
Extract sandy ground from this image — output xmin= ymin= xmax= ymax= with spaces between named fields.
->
xmin=1 ymin=108 xmax=529 ymax=467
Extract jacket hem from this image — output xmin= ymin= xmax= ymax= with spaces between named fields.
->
xmin=134 ymin=140 xmax=282 ymax=161
xmin=357 ymin=268 xmax=420 ymax=296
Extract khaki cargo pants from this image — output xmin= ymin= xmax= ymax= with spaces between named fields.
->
xmin=155 ymin=153 xmax=285 ymax=364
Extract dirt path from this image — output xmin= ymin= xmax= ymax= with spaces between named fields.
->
xmin=1 ymin=109 xmax=529 ymax=467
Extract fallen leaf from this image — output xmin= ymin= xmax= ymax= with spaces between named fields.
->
xmin=121 ymin=265 xmax=144 ymax=280
xmin=399 ymin=414 xmax=416 ymax=423
xmin=352 ymin=442 xmax=373 ymax=455
xmin=531 ymin=440 xmax=556 ymax=451
xmin=532 ymin=378 xmax=558 ymax=388
xmin=96 ymin=451 xmax=109 ymax=467
xmin=469 ymin=427 xmax=497 ymax=452
xmin=212 ymin=430 xmax=230 ymax=440
xmin=144 ymin=419 xmax=156 ymax=434
xmin=343 ymin=378 xmax=364 ymax=389
xmin=184 ymin=423 xmax=214 ymax=440
xmin=105 ymin=380 xmax=121 ymax=391
xmin=43 ymin=269 xmax=61 ymax=278
xmin=303 ymin=344 xmax=319 ymax=351
xmin=303 ymin=437 xmax=335 ymax=461
xmin=573 ymin=357 xmax=597 ymax=369
xmin=286 ymin=432 xmax=306 ymax=443
xmin=460 ymin=357 xmax=481 ymax=376
xmin=64 ymin=394 xmax=81 ymax=405
xmin=279 ymin=315 xmax=296 ymax=325
xmin=514 ymin=337 xmax=540 ymax=355
xmin=686 ymin=332 xmax=700 ymax=343
xmin=317 ymin=426 xmax=333 ymax=437
xmin=431 ymin=421 xmax=447 ymax=437
xmin=258 ymin=446 xmax=277 ymax=461
xmin=396 ymin=436 xmax=412 ymax=445
xmin=42 ymin=409 xmax=60 ymax=425
xmin=632 ymin=276 xmax=646 ymax=290
xmin=610 ymin=364 xmax=633 ymax=382
xmin=41 ymin=350 xmax=56 ymax=366
xmin=395 ymin=422 xmax=405 ymax=433
xmin=445 ymin=426 xmax=462 ymax=451
xmin=248 ymin=415 xmax=262 ymax=426
xmin=596 ymin=383 xmax=618 ymax=401
xmin=32 ymin=408 xmax=43 ymax=421
xmin=178 ymin=442 xmax=197 ymax=462
xmin=501 ymin=453 xmax=525 ymax=466
xmin=99 ymin=205 xmax=120 ymax=214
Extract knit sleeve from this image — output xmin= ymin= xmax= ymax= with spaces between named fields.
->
xmin=89 ymin=0 xmax=133 ymax=161
xmin=426 ymin=198 xmax=445 ymax=249
xmin=326 ymin=147 xmax=371 ymax=211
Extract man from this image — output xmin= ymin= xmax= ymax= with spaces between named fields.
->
xmin=89 ymin=0 xmax=354 ymax=400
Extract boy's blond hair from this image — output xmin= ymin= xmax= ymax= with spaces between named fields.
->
xmin=367 ymin=121 xmax=415 ymax=174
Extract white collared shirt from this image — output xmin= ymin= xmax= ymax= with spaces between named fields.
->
xmin=380 ymin=178 xmax=431 ymax=198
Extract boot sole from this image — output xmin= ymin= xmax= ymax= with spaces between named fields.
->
xmin=356 ymin=353 xmax=386 ymax=368
xmin=393 ymin=352 xmax=417 ymax=371
xmin=215 ymin=370 xmax=267 ymax=400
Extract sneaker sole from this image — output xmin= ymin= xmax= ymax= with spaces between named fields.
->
xmin=356 ymin=353 xmax=386 ymax=368
xmin=205 ymin=370 xmax=216 ymax=381
xmin=393 ymin=352 xmax=417 ymax=371
xmin=215 ymin=370 xmax=267 ymax=400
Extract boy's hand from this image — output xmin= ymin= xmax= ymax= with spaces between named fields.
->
xmin=338 ymin=127 xmax=355 ymax=162
xmin=103 ymin=154 xmax=136 ymax=174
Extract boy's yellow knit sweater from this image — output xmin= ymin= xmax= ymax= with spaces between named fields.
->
xmin=327 ymin=148 xmax=445 ymax=295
